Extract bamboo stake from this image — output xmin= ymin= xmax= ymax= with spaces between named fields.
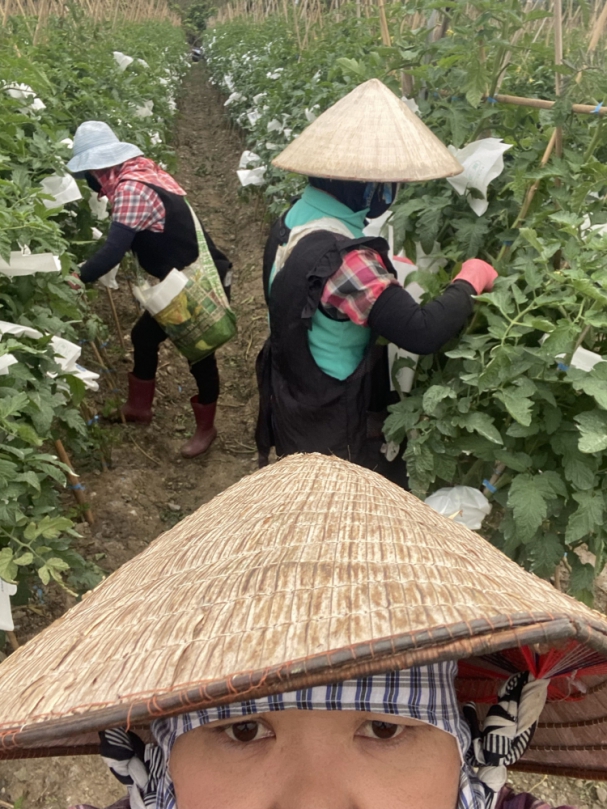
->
xmin=485 ymin=92 xmax=607 ymax=116
xmin=587 ymin=0 xmax=607 ymax=53
xmin=377 ymin=0 xmax=391 ymax=46
xmin=54 ymin=439 xmax=95 ymax=526
xmin=6 ymin=631 xmax=19 ymax=652
xmin=554 ymin=0 xmax=564 ymax=158
xmin=105 ymin=287 xmax=126 ymax=352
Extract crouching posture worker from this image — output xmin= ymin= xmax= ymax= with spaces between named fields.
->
xmin=68 ymin=121 xmax=233 ymax=458
xmin=0 ymin=455 xmax=598 ymax=809
xmin=256 ymin=80 xmax=497 ymax=476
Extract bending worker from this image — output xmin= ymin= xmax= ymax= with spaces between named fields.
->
xmin=68 ymin=121 xmax=232 ymax=459
xmin=256 ymin=79 xmax=497 ymax=479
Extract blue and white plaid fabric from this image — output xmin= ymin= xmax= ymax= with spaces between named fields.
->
xmin=146 ymin=661 xmax=487 ymax=809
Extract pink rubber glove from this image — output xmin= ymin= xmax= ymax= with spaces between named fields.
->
xmin=453 ymin=259 xmax=497 ymax=294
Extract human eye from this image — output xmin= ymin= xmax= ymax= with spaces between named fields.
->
xmin=222 ymin=720 xmax=274 ymax=743
xmin=356 ymin=720 xmax=406 ymax=741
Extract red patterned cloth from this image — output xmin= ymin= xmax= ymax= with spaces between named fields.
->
xmin=92 ymin=157 xmax=187 ymax=233
xmin=320 ymin=247 xmax=397 ymax=325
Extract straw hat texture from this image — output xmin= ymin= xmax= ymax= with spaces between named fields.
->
xmin=272 ymin=78 xmax=464 ymax=182
xmin=0 ymin=455 xmax=606 ymax=779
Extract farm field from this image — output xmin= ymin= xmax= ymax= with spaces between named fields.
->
xmin=0 ymin=0 xmax=606 ymax=806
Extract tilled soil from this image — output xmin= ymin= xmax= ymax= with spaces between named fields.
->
xmin=0 ymin=63 xmax=602 ymax=809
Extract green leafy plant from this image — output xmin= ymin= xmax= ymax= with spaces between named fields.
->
xmin=0 ymin=11 xmax=188 ymax=596
xmin=203 ymin=1 xmax=607 ymax=603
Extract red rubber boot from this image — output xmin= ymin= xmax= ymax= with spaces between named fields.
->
xmin=121 ymin=373 xmax=155 ymax=425
xmin=181 ymin=397 xmax=217 ymax=458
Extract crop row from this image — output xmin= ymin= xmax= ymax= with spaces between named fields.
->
xmin=204 ymin=1 xmax=607 ymax=603
xmin=0 ymin=11 xmax=188 ymax=608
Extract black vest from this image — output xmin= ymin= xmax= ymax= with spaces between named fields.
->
xmin=129 ymin=183 xmax=232 ymax=287
xmin=256 ymin=222 xmax=396 ymax=468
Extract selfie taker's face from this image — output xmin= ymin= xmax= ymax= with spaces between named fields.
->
xmin=170 ymin=709 xmax=461 ymax=809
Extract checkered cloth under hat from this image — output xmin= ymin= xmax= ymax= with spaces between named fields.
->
xmin=99 ymin=662 xmax=547 ymax=809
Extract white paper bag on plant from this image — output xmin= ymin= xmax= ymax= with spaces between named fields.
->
xmin=239 ymin=150 xmax=262 ymax=169
xmin=446 ymin=138 xmax=511 ymax=216
xmin=0 ymin=250 xmax=61 ymax=277
xmin=0 ymin=580 xmax=17 ymax=632
xmin=134 ymin=100 xmax=154 ymax=118
xmin=88 ymin=193 xmax=109 ymax=221
xmin=40 ymin=174 xmax=82 ymax=208
xmin=425 ymin=486 xmax=492 ymax=530
xmin=237 ymin=166 xmax=267 ymax=187
xmin=113 ymin=51 xmax=134 ymax=71
xmin=0 ymin=354 xmax=18 ymax=376
xmin=415 ymin=241 xmax=447 ymax=274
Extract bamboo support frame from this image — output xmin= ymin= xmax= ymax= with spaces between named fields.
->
xmin=54 ymin=440 xmax=94 ymax=526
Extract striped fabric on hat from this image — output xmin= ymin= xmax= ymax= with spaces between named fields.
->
xmin=99 ymin=664 xmax=547 ymax=809
xmin=150 ymin=662 xmax=486 ymax=809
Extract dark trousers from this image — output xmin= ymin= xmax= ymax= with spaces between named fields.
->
xmin=131 ymin=312 xmax=219 ymax=404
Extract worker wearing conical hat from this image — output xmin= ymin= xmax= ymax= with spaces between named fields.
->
xmin=256 ymin=79 xmax=497 ymax=479
xmin=0 ymin=455 xmax=602 ymax=809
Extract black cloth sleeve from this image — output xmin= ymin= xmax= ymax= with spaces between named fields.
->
xmin=79 ymin=221 xmax=136 ymax=284
xmin=367 ymin=280 xmax=475 ymax=355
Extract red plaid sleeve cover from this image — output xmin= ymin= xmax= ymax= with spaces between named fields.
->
xmin=111 ymin=180 xmax=165 ymax=232
xmin=320 ymin=248 xmax=398 ymax=325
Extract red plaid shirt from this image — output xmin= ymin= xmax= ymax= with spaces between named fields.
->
xmin=320 ymin=248 xmax=397 ymax=325
xmin=111 ymin=180 xmax=165 ymax=232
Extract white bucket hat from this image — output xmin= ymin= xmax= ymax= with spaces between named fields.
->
xmin=67 ymin=120 xmax=143 ymax=176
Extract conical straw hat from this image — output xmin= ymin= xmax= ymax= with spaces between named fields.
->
xmin=272 ymin=79 xmax=464 ymax=182
xmin=0 ymin=455 xmax=606 ymax=779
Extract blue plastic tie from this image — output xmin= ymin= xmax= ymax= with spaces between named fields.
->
xmin=592 ymin=101 xmax=603 ymax=114
xmin=110 ymin=388 xmax=120 ymax=394
xmin=100 ymin=341 xmax=109 ymax=348
xmin=502 ymin=239 xmax=513 ymax=247
xmin=70 ymin=483 xmax=85 ymax=491
xmin=178 ymin=385 xmax=182 ymax=392
xmin=487 ymin=96 xmax=498 ymax=105
xmin=483 ymin=479 xmax=497 ymax=493
xmin=87 ymin=415 xmax=99 ymax=426
xmin=557 ymin=362 xmax=569 ymax=371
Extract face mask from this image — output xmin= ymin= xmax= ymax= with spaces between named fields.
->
xmin=85 ymin=172 xmax=102 ymax=193
xmin=366 ymin=182 xmax=399 ymax=218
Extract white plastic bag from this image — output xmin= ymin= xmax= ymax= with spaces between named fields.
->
xmin=40 ymin=174 xmax=82 ymax=208
xmin=561 ymin=346 xmax=605 ymax=372
xmin=0 ymin=580 xmax=17 ymax=632
xmin=113 ymin=51 xmax=134 ymax=71
xmin=425 ymin=486 xmax=492 ymax=530
xmin=401 ymin=95 xmax=420 ymax=115
xmin=224 ymin=92 xmax=244 ymax=106
xmin=446 ymin=138 xmax=511 ymax=216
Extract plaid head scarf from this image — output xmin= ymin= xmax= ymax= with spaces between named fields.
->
xmin=100 ymin=661 xmax=547 ymax=809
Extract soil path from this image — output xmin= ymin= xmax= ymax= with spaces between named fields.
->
xmin=0 ymin=62 xmax=268 ymax=808
xmin=0 ymin=64 xmax=599 ymax=809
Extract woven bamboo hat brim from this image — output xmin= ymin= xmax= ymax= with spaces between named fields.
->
xmin=0 ymin=455 xmax=606 ymax=779
xmin=271 ymin=79 xmax=464 ymax=182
